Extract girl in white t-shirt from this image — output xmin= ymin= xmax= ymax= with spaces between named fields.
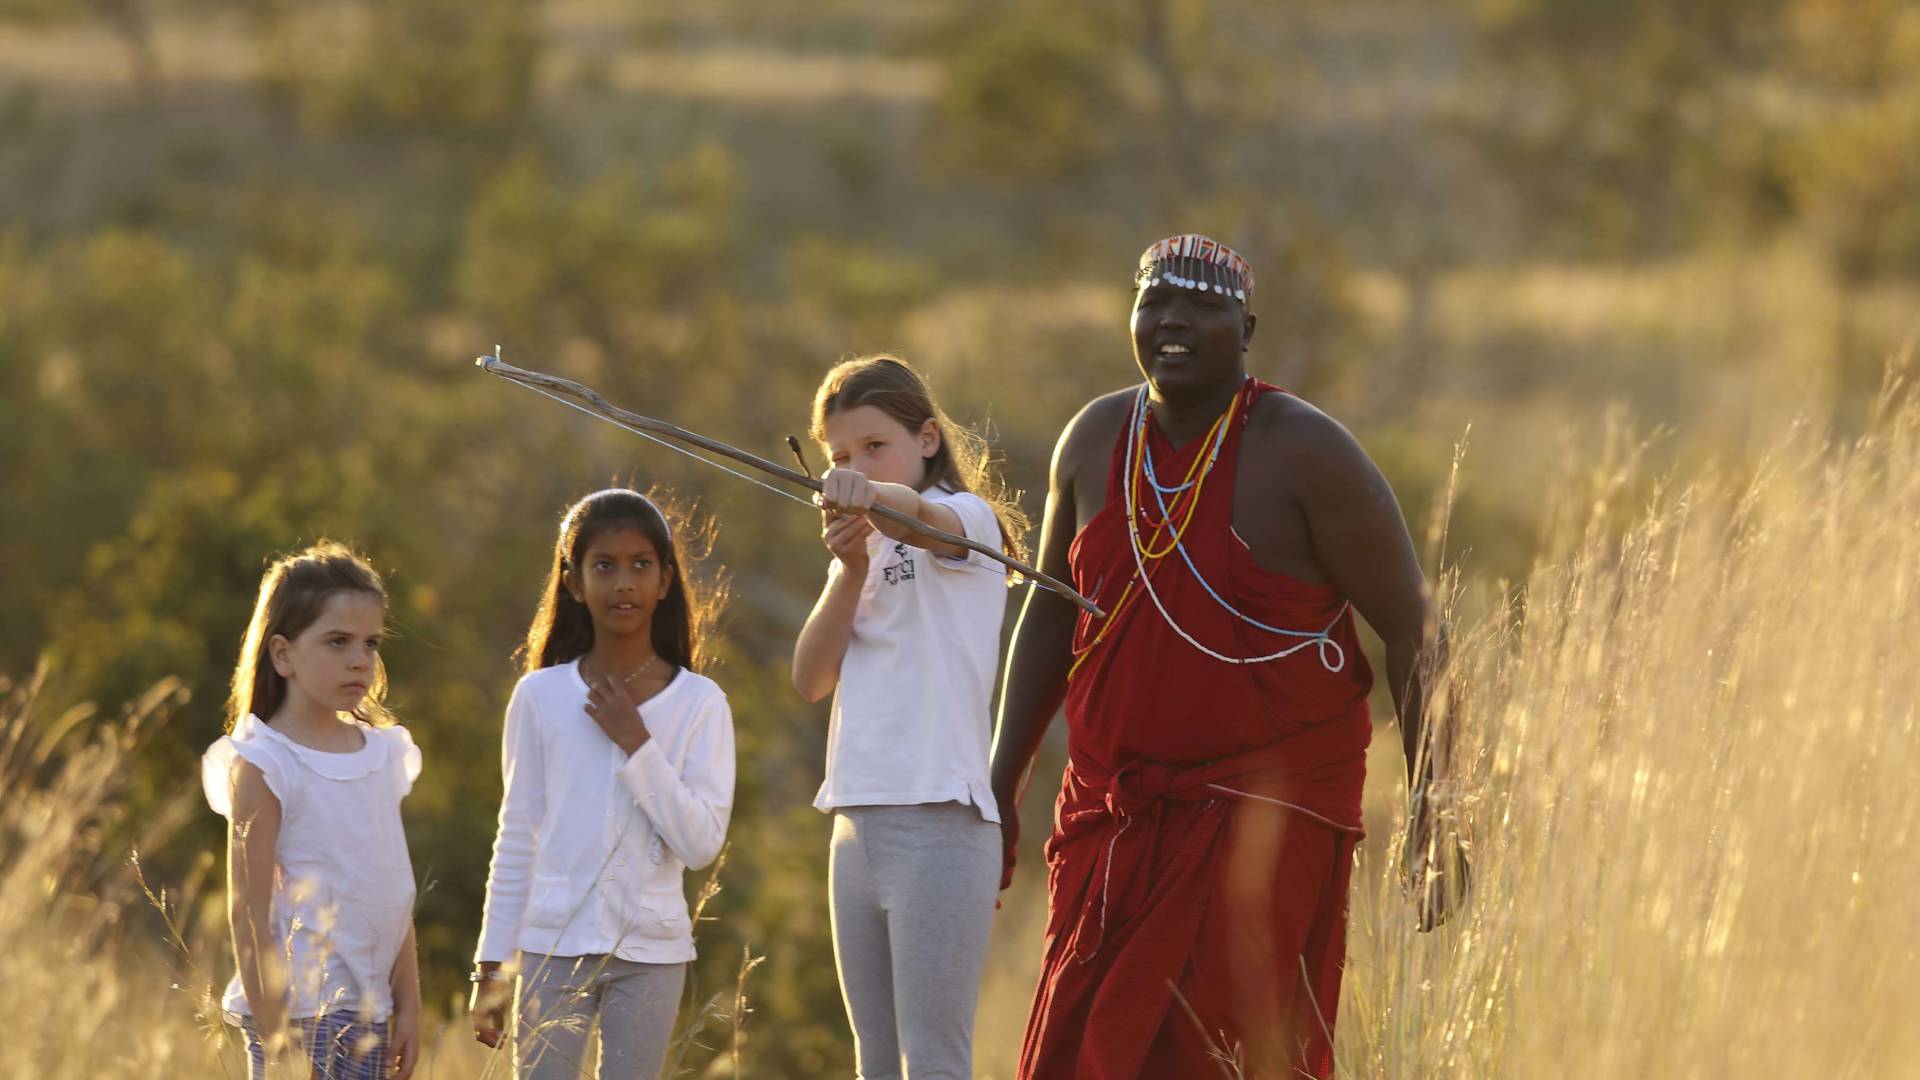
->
xmin=792 ymin=353 xmax=1030 ymax=1080
xmin=470 ymin=488 xmax=736 ymax=1080
xmin=204 ymin=541 xmax=422 ymax=1080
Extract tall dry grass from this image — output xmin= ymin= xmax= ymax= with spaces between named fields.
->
xmin=1339 ymin=360 xmax=1920 ymax=1077
xmin=0 ymin=669 xmax=236 ymax=1076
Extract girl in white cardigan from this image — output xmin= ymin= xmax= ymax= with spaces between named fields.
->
xmin=470 ymin=489 xmax=736 ymax=1079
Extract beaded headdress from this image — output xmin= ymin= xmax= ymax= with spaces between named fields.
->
xmin=1135 ymin=234 xmax=1255 ymax=303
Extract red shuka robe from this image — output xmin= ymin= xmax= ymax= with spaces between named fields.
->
xmin=1019 ymin=380 xmax=1375 ymax=1080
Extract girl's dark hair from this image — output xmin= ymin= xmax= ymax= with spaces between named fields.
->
xmin=809 ymin=353 xmax=1030 ymax=562
xmin=226 ymin=541 xmax=392 ymax=733
xmin=518 ymin=488 xmax=726 ymax=676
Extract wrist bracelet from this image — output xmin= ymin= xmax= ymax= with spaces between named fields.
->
xmin=469 ymin=969 xmax=510 ymax=983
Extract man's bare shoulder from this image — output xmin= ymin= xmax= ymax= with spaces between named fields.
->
xmin=1066 ymin=386 xmax=1137 ymax=438
xmin=1056 ymin=386 xmax=1138 ymax=469
xmin=1242 ymin=389 xmax=1390 ymax=506
xmin=1248 ymin=387 xmax=1360 ymax=452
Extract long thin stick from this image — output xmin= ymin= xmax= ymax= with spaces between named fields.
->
xmin=477 ymin=352 xmax=1104 ymax=617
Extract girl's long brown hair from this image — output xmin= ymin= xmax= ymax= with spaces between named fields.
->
xmin=226 ymin=541 xmax=392 ymax=733
xmin=809 ymin=353 xmax=1030 ymax=562
xmin=517 ymin=488 xmax=727 ymax=677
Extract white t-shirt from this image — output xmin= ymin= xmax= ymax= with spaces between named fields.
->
xmin=475 ymin=662 xmax=736 ymax=966
xmin=202 ymin=714 xmax=421 ymax=1022
xmin=814 ymin=487 xmax=1007 ymax=823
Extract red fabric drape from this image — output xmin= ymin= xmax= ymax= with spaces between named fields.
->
xmin=1020 ymin=381 xmax=1375 ymax=1080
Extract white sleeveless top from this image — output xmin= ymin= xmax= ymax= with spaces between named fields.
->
xmin=203 ymin=713 xmax=421 ymax=1022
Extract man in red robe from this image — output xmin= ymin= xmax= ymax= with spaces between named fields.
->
xmin=991 ymin=235 xmax=1452 ymax=1078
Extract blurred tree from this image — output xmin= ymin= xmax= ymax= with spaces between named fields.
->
xmin=1138 ymin=0 xmax=1212 ymax=193
xmin=783 ymin=234 xmax=939 ymax=343
xmin=0 ymin=232 xmax=56 ymax=666
xmin=930 ymin=0 xmax=1267 ymax=218
xmin=1464 ymin=0 xmax=1797 ymax=254
xmin=1791 ymin=93 xmax=1920 ymax=391
xmin=1467 ymin=0 xmax=1920 ymax=396
xmin=1209 ymin=199 xmax=1372 ymax=407
xmin=1779 ymin=1 xmax=1920 ymax=395
xmin=932 ymin=2 xmax=1130 ymax=186
xmin=250 ymin=0 xmax=541 ymax=138
xmin=456 ymin=142 xmax=740 ymax=359
xmin=0 ymin=0 xmax=159 ymax=96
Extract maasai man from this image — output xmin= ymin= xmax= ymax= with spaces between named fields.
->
xmin=990 ymin=235 xmax=1455 ymax=1079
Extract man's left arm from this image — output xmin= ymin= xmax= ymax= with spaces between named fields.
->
xmin=1290 ymin=411 xmax=1445 ymax=790
xmin=1292 ymin=410 xmax=1468 ymax=929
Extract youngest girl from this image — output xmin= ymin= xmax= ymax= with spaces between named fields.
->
xmin=205 ymin=542 xmax=422 ymax=1080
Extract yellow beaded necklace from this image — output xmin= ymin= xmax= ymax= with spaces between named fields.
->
xmin=1067 ymin=386 xmax=1241 ymax=680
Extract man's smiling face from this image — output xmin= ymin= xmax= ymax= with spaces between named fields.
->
xmin=1130 ymin=279 xmax=1255 ymax=395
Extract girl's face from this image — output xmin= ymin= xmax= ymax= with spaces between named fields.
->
xmin=270 ymin=591 xmax=385 ymax=715
xmin=566 ymin=523 xmax=673 ymax=642
xmin=820 ymin=404 xmax=939 ymax=488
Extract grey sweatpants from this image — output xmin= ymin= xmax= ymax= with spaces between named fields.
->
xmin=829 ymin=802 xmax=1001 ymax=1080
xmin=514 ymin=952 xmax=686 ymax=1080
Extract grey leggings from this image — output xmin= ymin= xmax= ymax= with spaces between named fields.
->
xmin=514 ymin=952 xmax=686 ymax=1079
xmin=829 ymin=802 xmax=1001 ymax=1080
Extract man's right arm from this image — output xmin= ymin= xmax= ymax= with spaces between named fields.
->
xmin=989 ymin=414 xmax=1086 ymax=889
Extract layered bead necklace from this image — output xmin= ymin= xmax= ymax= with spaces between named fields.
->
xmin=1069 ymin=381 xmax=1349 ymax=679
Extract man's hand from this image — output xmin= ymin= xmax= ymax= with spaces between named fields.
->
xmin=585 ymin=676 xmax=652 ymax=756
xmin=998 ymin=809 xmax=1021 ymax=891
xmin=1403 ymin=784 xmax=1472 ymax=932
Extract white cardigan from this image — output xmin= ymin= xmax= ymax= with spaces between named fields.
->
xmin=475 ymin=661 xmax=735 ymax=965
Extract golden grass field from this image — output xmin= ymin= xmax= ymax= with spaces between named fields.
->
xmin=7 ymin=361 xmax=1914 ymax=1078
xmin=1333 ymin=365 xmax=1920 ymax=1077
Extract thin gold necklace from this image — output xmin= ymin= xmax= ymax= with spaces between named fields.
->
xmin=586 ymin=653 xmax=663 ymax=686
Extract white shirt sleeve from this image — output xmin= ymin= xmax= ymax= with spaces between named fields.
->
xmin=388 ymin=724 xmax=424 ymax=797
xmin=617 ymin=686 xmax=736 ymax=871
xmin=475 ymin=681 xmax=543 ymax=963
xmin=928 ymin=490 xmax=1005 ymax=572
xmin=202 ymin=735 xmax=288 ymax=819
